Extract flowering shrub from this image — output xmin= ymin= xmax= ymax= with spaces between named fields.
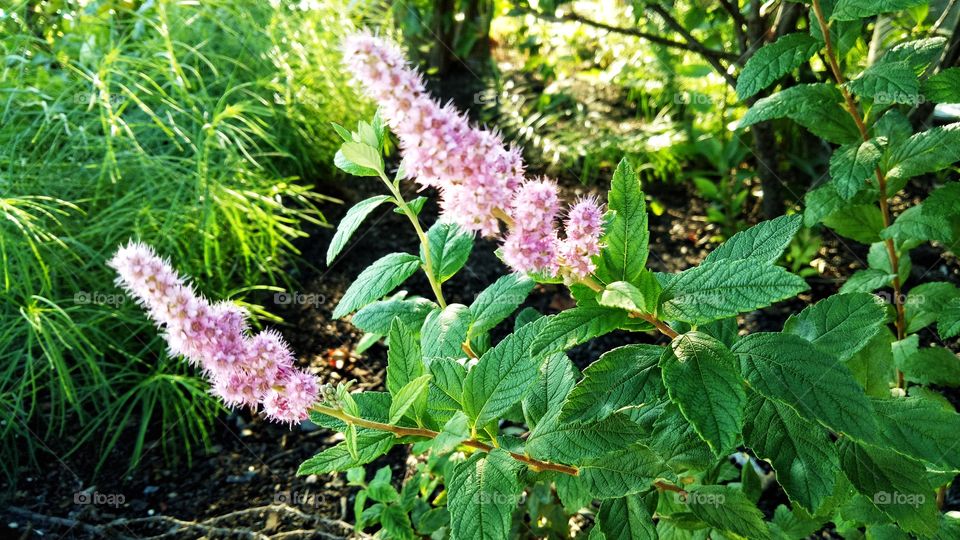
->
xmin=112 ymin=11 xmax=960 ymax=539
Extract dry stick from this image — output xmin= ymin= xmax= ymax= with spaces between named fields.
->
xmin=811 ymin=0 xmax=908 ymax=388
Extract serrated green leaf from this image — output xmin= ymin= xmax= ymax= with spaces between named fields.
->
xmin=881 ymin=204 xmax=953 ymax=245
xmin=334 ymin=149 xmax=379 ymax=177
xmin=433 ymin=410 xmax=470 ymax=454
xmin=662 ymin=332 xmax=745 ymax=455
xmin=447 ymin=450 xmax=521 ymax=540
xmin=426 ymin=358 xmax=467 ymax=426
xmin=596 ymin=158 xmax=649 ymax=284
xmin=881 ymin=37 xmax=947 ymax=74
xmin=743 ymin=392 xmax=840 ymax=513
xmin=737 ymin=33 xmax=820 ymax=100
xmin=831 ymin=0 xmax=927 ymax=20
xmin=847 ymin=329 xmax=896 ymax=398
xmin=822 ymin=203 xmax=885 ymax=244
xmin=561 ymin=344 xmax=664 ymax=423
xmin=839 ymin=440 xmax=938 ymax=536
xmin=904 ymin=281 xmax=960 ymax=333
xmin=297 ymin=430 xmax=395 ymax=475
xmin=522 ymin=352 xmax=577 ymax=428
xmin=462 ymin=317 xmax=549 ymax=428
xmin=924 ymin=182 xmax=960 ymax=220
xmin=420 ymin=303 xmax=471 ymax=363
xmin=783 ymin=293 xmax=887 ymax=362
xmin=579 ymin=446 xmax=665 ymax=499
xmin=529 ymin=306 xmax=628 ymax=354
xmin=740 ymin=84 xmax=860 ymax=144
xmin=884 ymin=123 xmax=960 ymax=182
xmin=353 ymin=295 xmax=436 ymax=336
xmin=309 ymin=392 xmax=391 ymax=431
xmin=938 ymin=297 xmax=960 ymax=339
xmin=703 ymin=214 xmax=803 ymax=265
xmin=650 ymin=403 xmax=715 ymax=471
xmin=848 ymin=60 xmax=920 ymax=104
xmin=922 ymin=67 xmax=960 ymax=103
xmin=468 ymin=274 xmax=535 ymax=339
xmin=340 ymin=141 xmax=384 ymax=172
xmin=829 ymin=139 xmax=884 ymax=200
xmin=327 ymin=195 xmax=391 ymax=265
xmin=596 ymin=496 xmax=657 ymax=540
xmin=386 ymin=319 xmax=424 ymax=396
xmin=899 ymin=347 xmax=960 ymax=386
xmin=423 ymin=221 xmax=473 ymax=283
xmin=871 ymin=397 xmax=960 ymax=469
xmin=659 ymin=259 xmax=809 ymax=325
xmin=388 ymin=374 xmax=431 ymax=424
xmin=527 ymin=409 xmax=644 ymax=464
xmin=684 ymin=485 xmax=771 ymax=540
xmin=840 ymin=268 xmax=894 ymax=293
xmin=732 ymin=332 xmax=878 ymax=441
xmin=380 ymin=505 xmax=415 ymax=539
xmin=333 ymin=253 xmax=421 ymax=318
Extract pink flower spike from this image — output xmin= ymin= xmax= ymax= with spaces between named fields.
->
xmin=559 ymin=196 xmax=605 ymax=278
xmin=263 ymin=370 xmax=320 ymax=425
xmin=501 ymin=179 xmax=562 ymax=275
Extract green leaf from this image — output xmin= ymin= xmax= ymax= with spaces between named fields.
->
xmin=353 ymin=295 xmax=436 ymax=336
xmin=468 ymin=274 xmax=535 ymax=339
xmin=659 ymin=259 xmax=809 ymax=325
xmin=529 ymin=306 xmax=628 ymax=354
xmin=596 ymin=158 xmax=649 ymax=285
xmin=831 ymin=0 xmax=927 ymax=20
xmin=388 ymin=374 xmax=431 ymax=424
xmin=420 ymin=303 xmax=472 ymax=363
xmin=743 ymin=392 xmax=840 ymax=513
xmin=684 ymin=485 xmax=771 ymax=540
xmin=732 ymin=332 xmax=878 ymax=441
xmin=838 ymin=440 xmax=937 ymax=536
xmin=334 ymin=149 xmax=379 ymax=177
xmin=737 ymin=33 xmax=820 ymax=100
xmin=447 ymin=450 xmax=521 ymax=540
xmin=740 ymin=84 xmax=860 ymax=144
xmin=649 ymin=403 xmax=715 ymax=471
xmin=904 ymin=281 xmax=960 ymax=333
xmin=333 ymin=253 xmax=421 ymax=318
xmin=899 ymin=347 xmax=960 ymax=386
xmin=367 ymin=466 xmax=399 ymax=503
xmin=433 ymin=410 xmax=470 ymax=454
xmin=596 ymin=496 xmax=657 ymax=540
xmin=938 ymin=297 xmax=960 ymax=340
xmin=884 ymin=123 xmax=960 ymax=182
xmin=922 ymin=67 xmax=960 ymax=103
xmin=386 ymin=319 xmax=424 ymax=396
xmin=924 ymin=182 xmax=960 ymax=221
xmin=579 ymin=446 xmax=665 ymax=499
xmin=703 ymin=214 xmax=802 ymax=265
xmin=848 ymin=61 xmax=920 ymax=104
xmin=339 ymin=141 xmax=384 ymax=172
xmin=297 ymin=430 xmax=395 ymax=475
xmin=380 ymin=505 xmax=415 ymax=539
xmin=783 ymin=293 xmax=887 ymax=362
xmin=881 ymin=37 xmax=947 ymax=74
xmin=426 ymin=358 xmax=467 ymax=426
xmin=527 ymin=409 xmax=644 ymax=464
xmin=829 ymin=139 xmax=884 ymax=200
xmin=462 ymin=317 xmax=548 ymax=428
xmin=522 ymin=352 xmax=577 ymax=428
xmin=881 ymin=204 xmax=953 ymax=245
xmin=840 ymin=268 xmax=894 ymax=293
xmin=598 ymin=278 xmax=660 ymax=314
xmin=803 ymin=181 xmax=878 ymax=227
xmin=822 ymin=204 xmax=885 ymax=244
xmin=871 ymin=397 xmax=960 ymax=469
xmin=327 ymin=195 xmax=391 ymax=265
xmin=423 ymin=222 xmax=473 ymax=283
xmin=661 ymin=332 xmax=746 ymax=455
xmin=847 ymin=329 xmax=896 ymax=397
xmin=561 ymin=344 xmax=664 ymax=423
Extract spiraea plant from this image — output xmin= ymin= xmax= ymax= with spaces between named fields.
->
xmin=110 ymin=25 xmax=960 ymax=540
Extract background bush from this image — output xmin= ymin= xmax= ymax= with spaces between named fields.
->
xmin=0 ymin=0 xmax=373 ymax=480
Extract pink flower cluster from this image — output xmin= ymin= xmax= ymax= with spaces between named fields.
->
xmin=342 ymin=32 xmax=605 ymax=278
xmin=343 ymin=32 xmax=523 ymax=237
xmin=109 ymin=242 xmax=318 ymax=424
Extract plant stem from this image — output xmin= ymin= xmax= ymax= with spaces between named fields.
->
xmin=378 ymin=171 xmax=447 ymax=308
xmin=811 ymin=0 xmax=908 ymax=387
xmin=310 ymin=404 xmax=579 ymax=476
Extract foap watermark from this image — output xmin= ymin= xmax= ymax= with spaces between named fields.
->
xmin=474 ymin=490 xmax=526 ymax=506
xmin=874 ymin=491 xmax=925 ymax=508
xmin=873 ymin=91 xmax=926 ymax=106
xmin=274 ymin=291 xmax=324 ymax=307
xmin=74 ymin=291 xmax=127 ymax=306
xmin=675 ymin=490 xmax=725 ymax=506
xmin=74 ymin=490 xmax=125 ymax=508
xmin=673 ymin=92 xmax=716 ymax=106
xmin=473 ymin=89 xmax=527 ymax=107
xmin=274 ymin=490 xmax=325 ymax=509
